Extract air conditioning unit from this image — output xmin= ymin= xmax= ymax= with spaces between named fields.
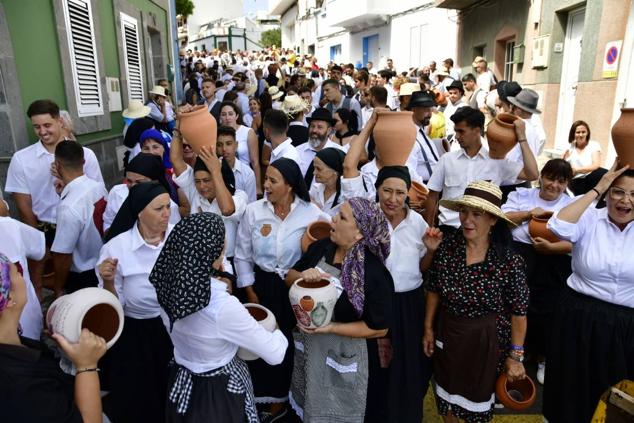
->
xmin=532 ymin=35 xmax=550 ymax=68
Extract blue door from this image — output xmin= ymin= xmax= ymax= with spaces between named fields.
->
xmin=363 ymin=34 xmax=379 ymax=66
xmin=330 ymin=44 xmax=342 ymax=62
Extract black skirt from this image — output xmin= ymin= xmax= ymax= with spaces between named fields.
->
xmin=102 ymin=316 xmax=173 ymax=423
xmin=543 ymin=287 xmax=634 ymax=423
xmin=386 ymin=286 xmax=431 ymax=423
xmin=247 ymin=266 xmax=295 ymax=403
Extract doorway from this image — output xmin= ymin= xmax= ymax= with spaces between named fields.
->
xmin=363 ymin=34 xmax=379 ymax=67
xmin=554 ymin=7 xmax=585 ymax=151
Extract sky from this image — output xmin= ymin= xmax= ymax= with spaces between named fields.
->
xmin=244 ymin=0 xmax=269 ymax=14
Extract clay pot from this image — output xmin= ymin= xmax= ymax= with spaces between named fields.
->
xmin=611 ymin=108 xmax=634 ymax=168
xmin=300 ymin=220 xmax=332 ymax=253
xmin=289 ymin=278 xmax=338 ymax=329
xmin=528 ymin=211 xmax=559 ymax=243
xmin=178 ymin=105 xmax=217 ymax=154
xmin=46 ymin=288 xmax=124 ymax=349
xmin=495 ymin=373 xmax=537 ymax=411
xmin=237 ymin=303 xmax=277 ymax=361
xmin=372 ymin=111 xmax=417 ymax=166
xmin=408 ymin=181 xmax=429 ymax=204
xmin=486 ymin=113 xmax=518 ymax=159
xmin=434 ymin=90 xmax=447 ymax=107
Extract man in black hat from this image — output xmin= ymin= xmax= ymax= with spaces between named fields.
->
xmin=445 ymin=80 xmax=467 ymax=147
xmin=495 ymin=80 xmax=522 ymax=114
xmin=409 ymin=91 xmax=443 ymax=184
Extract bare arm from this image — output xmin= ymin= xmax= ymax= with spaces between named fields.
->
xmin=343 ymin=108 xmax=382 ymax=178
xmin=53 ymin=252 xmax=73 ymax=295
xmin=423 ymin=291 xmax=440 ymax=357
xmin=311 ymin=321 xmax=387 ymax=339
xmin=169 ymin=131 xmax=187 ymax=177
xmin=247 ymin=129 xmax=262 ymax=196
xmin=573 ymin=149 xmax=601 ymax=175
xmin=514 ymin=120 xmax=539 ymax=181
xmin=423 ymin=190 xmax=440 ymax=227
xmin=198 ymin=146 xmax=235 ymax=216
xmin=12 ymin=193 xmax=39 ymax=227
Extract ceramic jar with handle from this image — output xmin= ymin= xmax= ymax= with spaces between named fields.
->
xmin=289 ymin=278 xmax=337 ymax=329
xmin=528 ymin=211 xmax=560 ymax=243
xmin=237 ymin=303 xmax=277 ymax=361
xmin=486 ymin=113 xmax=518 ymax=159
xmin=495 ymin=373 xmax=537 ymax=411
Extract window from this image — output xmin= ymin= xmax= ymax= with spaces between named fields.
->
xmin=61 ymin=0 xmax=103 ymax=116
xmin=330 ymin=44 xmax=341 ymax=62
xmin=504 ymin=40 xmax=515 ymax=80
xmin=120 ymin=13 xmax=145 ymax=102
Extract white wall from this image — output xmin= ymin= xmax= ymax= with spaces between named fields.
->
xmin=348 ymin=25 xmax=391 ymax=66
xmin=188 ymin=0 xmax=244 ymax=39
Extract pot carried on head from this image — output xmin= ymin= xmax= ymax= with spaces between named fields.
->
xmin=372 ymin=111 xmax=417 ymax=166
xmin=289 ymin=278 xmax=337 ymax=330
xmin=611 ymin=108 xmax=634 ymax=168
xmin=178 ymin=105 xmax=218 ymax=154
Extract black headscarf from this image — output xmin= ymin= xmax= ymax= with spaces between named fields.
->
xmin=270 ymin=158 xmax=310 ymax=202
xmin=124 ymin=117 xmax=155 ymax=149
xmin=375 ymin=166 xmax=412 ymax=190
xmin=149 ymin=212 xmax=225 ymax=331
xmin=105 ymin=181 xmax=168 ymax=242
xmin=127 ymin=153 xmax=170 ymax=193
xmin=192 ymin=157 xmax=237 ymax=195
xmin=315 ymin=148 xmax=346 ymax=207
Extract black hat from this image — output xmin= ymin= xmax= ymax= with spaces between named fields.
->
xmin=306 ymin=107 xmax=337 ymax=126
xmin=446 ymin=80 xmax=465 ymax=94
xmin=497 ymin=80 xmax=522 ymax=103
xmin=409 ymin=91 xmax=436 ymax=108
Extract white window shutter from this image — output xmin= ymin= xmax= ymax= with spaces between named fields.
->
xmin=120 ymin=13 xmax=145 ymax=103
xmin=61 ymin=0 xmax=103 ymax=117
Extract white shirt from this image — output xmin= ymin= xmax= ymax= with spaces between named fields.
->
xmin=296 ymin=140 xmax=345 ymax=177
xmin=270 ymin=138 xmax=301 ymax=165
xmin=235 ymin=197 xmax=329 ymax=287
xmin=427 ymin=146 xmax=523 ymax=227
xmin=161 ymin=278 xmax=288 ymax=373
xmin=205 ymin=98 xmax=219 ymax=113
xmin=237 ymin=92 xmax=250 ymax=118
xmin=412 ymin=125 xmax=442 ymax=182
xmin=385 ymin=209 xmax=428 ymax=292
xmin=51 ymin=175 xmax=107 ymax=272
xmin=444 ymin=99 xmax=467 ymax=137
xmin=309 ymin=181 xmax=357 ymax=217
xmin=501 ymin=118 xmax=543 ymax=185
xmin=566 ymin=140 xmax=602 ymax=177
xmin=231 ymin=159 xmax=257 ymax=203
xmin=477 ymin=71 xmax=494 ymax=93
xmin=548 ymin=207 xmax=634 ymax=308
xmin=0 ymin=217 xmax=45 ymax=340
xmin=502 ymin=187 xmax=575 ymax=244
xmin=97 ymin=224 xmax=173 ymax=319
xmin=5 ymin=141 xmax=104 ymax=224
xmin=361 ymin=106 xmax=374 ymax=129
xmin=103 ymin=184 xmax=180 ymax=231
xmin=242 ymin=112 xmax=254 ymax=128
xmin=529 ymin=114 xmax=546 ymax=152
xmin=172 ymin=165 xmax=248 ymax=258
xmin=235 ymin=125 xmax=253 ymax=168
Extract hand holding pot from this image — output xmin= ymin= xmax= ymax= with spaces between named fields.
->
xmin=505 ymin=357 xmax=527 ymax=383
xmin=531 ymin=237 xmax=555 ymax=254
xmin=52 ymin=328 xmax=107 ymax=369
xmin=299 ymin=268 xmax=330 ymax=283
xmin=513 ymin=118 xmax=526 ymax=140
xmin=529 ymin=207 xmax=547 ymax=220
xmin=98 ymin=258 xmax=118 ymax=284
xmin=594 ymin=160 xmax=630 ymax=194
xmin=423 ymin=227 xmax=444 ymax=252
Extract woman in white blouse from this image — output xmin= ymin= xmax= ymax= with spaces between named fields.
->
xmin=543 ymin=163 xmax=634 ymax=423
xmin=562 ymin=120 xmax=607 ymax=195
xmin=97 ymin=182 xmax=174 ymax=423
xmin=235 ymin=158 xmax=329 ymax=419
xmin=309 ymin=147 xmax=347 ymax=216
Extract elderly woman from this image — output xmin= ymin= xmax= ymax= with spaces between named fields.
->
xmin=285 ymin=197 xmax=394 ymax=422
xmin=543 ymin=164 xmax=634 ymax=423
xmin=97 ymin=182 xmax=174 ymax=423
xmin=138 ymin=128 xmax=180 ymax=203
xmin=150 ymin=213 xmax=288 ymax=423
xmin=502 ymin=159 xmax=574 ymax=384
xmin=0 ymin=253 xmax=106 ymax=422
xmin=423 ymin=181 xmax=529 ymax=423
xmin=235 ymin=158 xmax=329 ymax=420
xmin=562 ymin=120 xmax=607 ymax=195
xmin=309 ymin=147 xmax=347 ymax=216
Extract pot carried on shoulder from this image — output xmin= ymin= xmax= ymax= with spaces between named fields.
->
xmin=486 ymin=113 xmax=518 ymax=159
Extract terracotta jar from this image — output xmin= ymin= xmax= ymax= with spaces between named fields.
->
xmin=486 ymin=113 xmax=518 ymax=159
xmin=528 ymin=211 xmax=560 ymax=243
xmin=237 ymin=303 xmax=277 ymax=361
xmin=289 ymin=278 xmax=338 ymax=329
xmin=46 ymin=287 xmax=124 ymax=350
xmin=611 ymin=108 xmax=634 ymax=168
xmin=373 ymin=111 xmax=416 ymax=166
xmin=408 ymin=181 xmax=429 ymax=204
xmin=495 ymin=373 xmax=537 ymax=411
xmin=178 ymin=105 xmax=218 ymax=154
xmin=301 ymin=220 xmax=332 ymax=252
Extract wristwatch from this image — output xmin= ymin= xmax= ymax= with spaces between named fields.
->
xmin=508 ymin=353 xmax=524 ymax=363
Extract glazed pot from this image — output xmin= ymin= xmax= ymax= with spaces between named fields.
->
xmin=289 ymin=278 xmax=338 ymax=329
xmin=46 ymin=287 xmax=124 ymax=349
xmin=178 ymin=105 xmax=218 ymax=154
xmin=486 ymin=113 xmax=518 ymax=159
xmin=300 ymin=220 xmax=332 ymax=253
xmin=495 ymin=373 xmax=537 ymax=411
xmin=611 ymin=108 xmax=634 ymax=168
xmin=528 ymin=211 xmax=560 ymax=243
xmin=408 ymin=181 xmax=429 ymax=204
xmin=372 ymin=111 xmax=417 ymax=166
xmin=237 ymin=303 xmax=277 ymax=361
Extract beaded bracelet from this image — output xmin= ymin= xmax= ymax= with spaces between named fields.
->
xmin=76 ymin=367 xmax=100 ymax=375
xmin=510 ymin=344 xmax=525 ymax=352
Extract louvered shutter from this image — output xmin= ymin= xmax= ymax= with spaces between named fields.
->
xmin=62 ymin=0 xmax=103 ymax=117
xmin=120 ymin=13 xmax=145 ymax=102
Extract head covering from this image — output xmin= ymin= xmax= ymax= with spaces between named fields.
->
xmin=374 ymin=165 xmax=412 ymax=190
xmin=139 ymin=128 xmax=172 ymax=170
xmin=122 ymin=99 xmax=151 ymax=119
xmin=342 ymin=198 xmax=391 ymax=317
xmin=124 ymin=117 xmax=154 ymax=148
xmin=126 ymin=153 xmax=170 ymax=193
xmin=496 ymin=80 xmax=522 ymax=103
xmin=439 ymin=180 xmax=516 ymax=226
xmin=105 ymin=181 xmax=168 ymax=242
xmin=270 ymin=158 xmax=310 ymax=202
xmin=306 ymin=107 xmax=337 ymax=126
xmin=0 ymin=253 xmax=11 ymax=312
xmin=315 ymin=148 xmax=346 ymax=207
xmin=149 ymin=213 xmax=225 ymax=331
xmin=409 ymin=91 xmax=436 ymax=108
xmin=447 ymin=80 xmax=465 ymax=95
xmin=268 ymin=86 xmax=283 ymax=100
xmin=472 ymin=56 xmax=485 ymax=67
xmin=507 ymin=88 xmax=541 ymax=114
xmin=193 ymin=157 xmax=237 ymax=195
xmin=282 ymin=94 xmax=309 ymax=116
xmin=399 ymin=82 xmax=421 ymax=97
xmin=149 ymin=85 xmax=167 ymax=97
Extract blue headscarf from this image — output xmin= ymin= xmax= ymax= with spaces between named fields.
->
xmin=140 ymin=128 xmax=172 ymax=170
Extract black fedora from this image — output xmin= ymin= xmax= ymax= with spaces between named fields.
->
xmin=306 ymin=107 xmax=337 ymax=126
xmin=409 ymin=91 xmax=436 ymax=108
xmin=497 ymin=81 xmax=522 ymax=103
xmin=447 ymin=80 xmax=465 ymax=95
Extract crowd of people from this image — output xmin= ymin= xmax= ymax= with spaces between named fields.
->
xmin=0 ymin=46 xmax=632 ymax=423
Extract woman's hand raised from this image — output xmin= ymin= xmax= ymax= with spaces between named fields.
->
xmin=423 ymin=227 xmax=443 ymax=252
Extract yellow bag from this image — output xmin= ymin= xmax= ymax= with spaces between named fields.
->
xmin=429 ymin=111 xmax=446 ymax=139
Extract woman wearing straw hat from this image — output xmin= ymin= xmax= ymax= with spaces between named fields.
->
xmin=423 ymin=180 xmax=529 ymax=423
xmin=268 ymin=86 xmax=284 ymax=110
xmin=282 ymin=94 xmax=310 ymax=147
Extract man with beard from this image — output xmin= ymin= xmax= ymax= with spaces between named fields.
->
xmin=410 ymin=91 xmax=443 ymax=184
xmin=296 ymin=108 xmax=345 ymax=188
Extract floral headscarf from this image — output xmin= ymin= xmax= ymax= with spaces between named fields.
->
xmin=0 ymin=253 xmax=11 ymax=312
xmin=341 ymin=197 xmax=391 ymax=317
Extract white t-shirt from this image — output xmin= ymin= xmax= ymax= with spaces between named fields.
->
xmin=566 ymin=140 xmax=601 ymax=177
xmin=235 ymin=125 xmax=253 ymax=167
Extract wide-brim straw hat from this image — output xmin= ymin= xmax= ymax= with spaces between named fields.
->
xmin=399 ymin=82 xmax=422 ymax=97
xmin=439 ymin=180 xmax=516 ymax=226
xmin=268 ymin=86 xmax=283 ymax=100
xmin=472 ymin=56 xmax=485 ymax=67
xmin=149 ymin=85 xmax=167 ymax=97
xmin=122 ymin=99 xmax=151 ymax=119
xmin=282 ymin=94 xmax=309 ymax=115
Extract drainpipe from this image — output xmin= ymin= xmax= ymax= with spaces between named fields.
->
xmin=169 ymin=0 xmax=183 ymax=103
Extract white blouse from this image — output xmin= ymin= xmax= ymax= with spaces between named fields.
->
xmin=161 ymin=278 xmax=288 ymax=373
xmin=97 ymin=224 xmax=173 ymax=319
xmin=385 ymin=208 xmax=428 ymax=292
xmin=235 ymin=125 xmax=253 ymax=167
xmin=566 ymin=140 xmax=601 ymax=177
xmin=548 ymin=207 xmax=634 ymax=308
xmin=502 ymin=187 xmax=575 ymax=244
xmin=234 ymin=197 xmax=330 ymax=288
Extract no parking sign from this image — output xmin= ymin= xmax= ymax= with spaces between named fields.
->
xmin=602 ymin=40 xmax=622 ymax=78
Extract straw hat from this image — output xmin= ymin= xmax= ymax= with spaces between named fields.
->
xmin=399 ymin=82 xmax=422 ymax=97
xmin=268 ymin=86 xmax=283 ymax=100
xmin=282 ymin=94 xmax=309 ymax=115
xmin=149 ymin=85 xmax=167 ymax=97
xmin=122 ymin=99 xmax=151 ymax=119
xmin=439 ymin=180 xmax=516 ymax=226
xmin=472 ymin=56 xmax=486 ymax=67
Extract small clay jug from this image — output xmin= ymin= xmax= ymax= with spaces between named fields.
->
xmin=301 ymin=220 xmax=332 ymax=252
xmin=408 ymin=181 xmax=429 ymax=204
xmin=495 ymin=373 xmax=536 ymax=411
xmin=486 ymin=113 xmax=518 ymax=159
xmin=289 ymin=278 xmax=338 ymax=329
xmin=611 ymin=108 xmax=634 ymax=168
xmin=528 ymin=211 xmax=559 ymax=243
xmin=373 ymin=111 xmax=416 ymax=166
xmin=237 ymin=303 xmax=277 ymax=360
xmin=179 ymin=105 xmax=218 ymax=154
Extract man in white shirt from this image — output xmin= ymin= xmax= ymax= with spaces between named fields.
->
xmin=424 ymin=107 xmax=539 ymax=232
xmin=50 ymin=141 xmax=107 ymax=295
xmin=473 ymin=56 xmax=497 ymax=93
xmin=377 ymin=70 xmax=398 ymax=110
xmin=264 ymin=109 xmax=300 ymax=165
xmin=201 ymin=78 xmax=221 ymax=122
xmin=409 ymin=91 xmax=443 ymax=184
xmin=322 ymin=79 xmax=363 ymax=132
xmin=444 ymin=80 xmax=467 ymax=144
xmin=216 ymin=126 xmax=257 ymax=203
